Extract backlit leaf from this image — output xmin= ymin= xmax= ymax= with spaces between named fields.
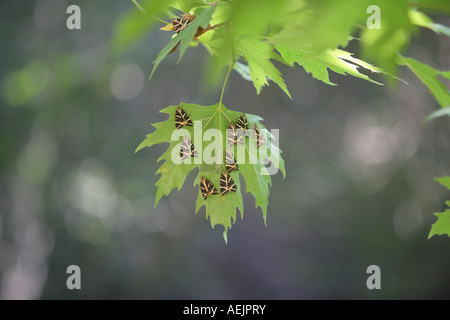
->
xmin=136 ymin=102 xmax=285 ymax=241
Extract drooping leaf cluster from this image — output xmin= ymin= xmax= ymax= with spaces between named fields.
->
xmin=136 ymin=103 xmax=285 ymax=242
xmin=112 ymin=0 xmax=450 ymax=113
xmin=111 ymin=0 xmax=450 ymax=241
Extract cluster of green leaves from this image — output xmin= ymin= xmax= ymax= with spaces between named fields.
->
xmin=429 ymin=177 xmax=450 ymax=239
xmin=113 ymin=0 xmax=450 ymax=114
xmin=146 ymin=0 xmax=388 ymax=96
xmin=135 ymin=103 xmax=285 ymax=242
xmin=112 ymin=0 xmax=450 ymax=240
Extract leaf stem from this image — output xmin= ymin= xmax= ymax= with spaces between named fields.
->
xmin=131 ymin=0 xmax=145 ymax=12
xmin=219 ymin=61 xmax=235 ymax=109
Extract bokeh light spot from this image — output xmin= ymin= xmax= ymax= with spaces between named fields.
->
xmin=110 ymin=64 xmax=145 ymax=101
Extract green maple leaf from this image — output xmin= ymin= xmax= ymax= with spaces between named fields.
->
xmin=398 ymin=55 xmax=450 ymax=109
xmin=435 ymin=176 xmax=450 ymax=190
xmin=136 ymin=102 xmax=285 ymax=242
xmin=269 ymin=0 xmax=368 ymax=57
xmin=361 ymin=0 xmax=416 ymax=77
xmin=227 ymin=0 xmax=290 ymax=38
xmin=170 ymin=0 xmax=210 ymax=13
xmin=149 ymin=6 xmax=216 ymax=79
xmin=199 ymin=29 xmax=292 ymax=97
xmin=276 ymin=45 xmax=384 ymax=85
xmin=409 ymin=9 xmax=450 ymax=36
xmin=234 ymin=38 xmax=291 ymax=98
xmin=429 ymin=176 xmax=450 ymax=239
xmin=429 ymin=209 xmax=450 ymax=239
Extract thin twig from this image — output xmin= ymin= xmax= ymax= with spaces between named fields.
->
xmin=219 ymin=61 xmax=235 ymax=110
xmin=131 ymin=0 xmax=170 ymax=25
xmin=131 ymin=0 xmax=144 ymax=12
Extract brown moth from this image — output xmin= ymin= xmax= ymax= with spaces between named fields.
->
xmin=220 ymin=169 xmax=237 ymax=196
xmin=253 ymin=124 xmax=266 ymax=148
xmin=200 ymin=176 xmax=219 ymax=200
xmin=180 ymin=136 xmax=198 ymax=160
xmin=225 ymin=148 xmax=239 ymax=173
xmin=175 ymin=106 xmax=193 ymax=129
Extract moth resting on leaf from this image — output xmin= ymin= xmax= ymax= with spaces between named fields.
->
xmin=200 ymin=176 xmax=219 ymax=200
xmin=235 ymin=113 xmax=249 ymax=131
xmin=225 ymin=148 xmax=239 ymax=173
xmin=227 ymin=113 xmax=249 ymax=146
xmin=179 ymin=136 xmax=198 ymax=160
xmin=160 ymin=14 xmax=197 ymax=34
xmin=253 ymin=124 xmax=266 ymax=148
xmin=220 ymin=170 xmax=237 ymax=196
xmin=159 ymin=13 xmax=212 ymax=54
xmin=175 ymin=106 xmax=193 ymax=129
xmin=135 ymin=103 xmax=286 ymax=242
xmin=227 ymin=121 xmax=245 ymax=146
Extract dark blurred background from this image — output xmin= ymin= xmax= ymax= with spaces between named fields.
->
xmin=0 ymin=0 xmax=449 ymax=299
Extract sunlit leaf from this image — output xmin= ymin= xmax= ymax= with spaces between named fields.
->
xmin=234 ymin=38 xmax=291 ymax=98
xmin=149 ymin=6 xmax=216 ymax=79
xmin=361 ymin=0 xmax=416 ymax=77
xmin=429 ymin=209 xmax=450 ymax=239
xmin=136 ymin=102 xmax=285 ymax=241
xmin=228 ymin=0 xmax=289 ymax=38
xmin=398 ymin=55 xmax=450 ymax=108
xmin=409 ymin=9 xmax=450 ymax=36
xmin=435 ymin=176 xmax=450 ymax=190
xmin=270 ymin=0 xmax=368 ymax=57
xmin=277 ymin=46 xmax=384 ymax=85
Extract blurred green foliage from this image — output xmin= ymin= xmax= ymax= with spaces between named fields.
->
xmin=399 ymin=55 xmax=450 ymax=108
xmin=116 ymin=0 xmax=450 ymax=110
